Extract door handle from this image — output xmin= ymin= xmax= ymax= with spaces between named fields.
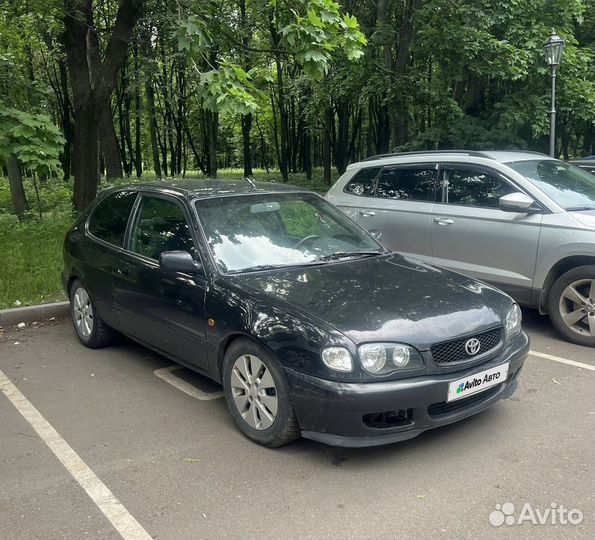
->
xmin=359 ymin=210 xmax=376 ymax=217
xmin=116 ymin=267 xmax=129 ymax=276
xmin=433 ymin=217 xmax=454 ymax=225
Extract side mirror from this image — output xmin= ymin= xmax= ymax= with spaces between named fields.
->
xmin=499 ymin=192 xmax=540 ymax=213
xmin=159 ymin=251 xmax=201 ymax=274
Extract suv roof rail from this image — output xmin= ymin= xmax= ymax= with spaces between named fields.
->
xmin=361 ymin=150 xmax=491 ymax=162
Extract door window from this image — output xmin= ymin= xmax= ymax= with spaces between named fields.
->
xmin=88 ymin=190 xmax=137 ymax=247
xmin=375 ymin=166 xmax=436 ymax=201
xmin=344 ymin=167 xmax=381 ymax=196
xmin=441 ymin=168 xmax=516 ymax=208
xmin=129 ymin=196 xmax=195 ymax=260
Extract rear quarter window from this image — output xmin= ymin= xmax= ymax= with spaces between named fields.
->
xmin=88 ymin=191 xmax=137 ymax=247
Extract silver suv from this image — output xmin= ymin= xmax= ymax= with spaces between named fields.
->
xmin=326 ymin=150 xmax=595 ymax=347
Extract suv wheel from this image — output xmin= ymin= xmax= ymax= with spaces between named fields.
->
xmin=70 ymin=280 xmax=115 ymax=348
xmin=222 ymin=339 xmax=300 ymax=447
xmin=547 ymin=266 xmax=595 ymax=347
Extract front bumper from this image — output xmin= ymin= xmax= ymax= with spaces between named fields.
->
xmin=287 ymin=332 xmax=529 ymax=447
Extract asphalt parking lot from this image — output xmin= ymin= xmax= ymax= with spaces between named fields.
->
xmin=1 ymin=308 xmax=593 ymax=540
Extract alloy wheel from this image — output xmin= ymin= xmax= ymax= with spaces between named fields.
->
xmin=558 ymin=279 xmax=595 ymax=337
xmin=73 ymin=287 xmax=94 ymax=338
xmin=230 ymin=354 xmax=278 ymax=430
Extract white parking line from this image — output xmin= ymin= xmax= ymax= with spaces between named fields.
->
xmin=529 ymin=350 xmax=595 ymax=372
xmin=154 ymin=365 xmax=224 ymax=400
xmin=0 ymin=369 xmax=151 ymax=540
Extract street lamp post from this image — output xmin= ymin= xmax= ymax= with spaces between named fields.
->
xmin=544 ymin=30 xmax=565 ymax=157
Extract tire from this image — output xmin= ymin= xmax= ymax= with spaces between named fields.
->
xmin=547 ymin=265 xmax=595 ymax=347
xmin=69 ymin=279 xmax=115 ymax=348
xmin=222 ymin=338 xmax=300 ymax=447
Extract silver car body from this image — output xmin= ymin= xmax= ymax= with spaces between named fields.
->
xmin=326 ymin=151 xmax=595 ymax=312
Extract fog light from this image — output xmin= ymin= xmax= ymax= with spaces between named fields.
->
xmin=392 ymin=345 xmax=410 ymax=366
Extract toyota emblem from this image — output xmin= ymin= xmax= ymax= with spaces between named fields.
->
xmin=465 ymin=338 xmax=481 ymax=356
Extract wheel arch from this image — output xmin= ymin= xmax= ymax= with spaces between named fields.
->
xmin=215 ymin=332 xmax=271 ymax=382
xmin=539 ymin=255 xmax=595 ymax=314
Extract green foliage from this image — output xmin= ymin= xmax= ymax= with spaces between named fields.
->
xmin=278 ymin=0 xmax=366 ymax=79
xmin=0 ymin=212 xmax=71 ymax=309
xmin=0 ymin=104 xmax=64 ymax=176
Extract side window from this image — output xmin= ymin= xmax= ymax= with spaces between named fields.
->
xmin=443 ymin=169 xmax=516 ymax=208
xmin=344 ymin=167 xmax=380 ymax=196
xmin=129 ymin=196 xmax=195 ymax=260
xmin=88 ymin=191 xmax=137 ymax=247
xmin=376 ymin=166 xmax=436 ymax=201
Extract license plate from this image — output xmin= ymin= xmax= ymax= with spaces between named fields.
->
xmin=447 ymin=363 xmax=509 ymax=403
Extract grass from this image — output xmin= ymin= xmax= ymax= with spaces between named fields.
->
xmin=0 ymin=168 xmax=337 ymax=310
xmin=0 ymin=213 xmax=72 ymax=310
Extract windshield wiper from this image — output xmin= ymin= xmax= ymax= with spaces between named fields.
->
xmin=230 ymin=264 xmax=288 ymax=273
xmin=315 ymin=251 xmax=383 ymax=262
xmin=566 ymin=206 xmax=595 ymax=211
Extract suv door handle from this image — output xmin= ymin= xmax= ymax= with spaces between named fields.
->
xmin=433 ymin=217 xmax=454 ymax=225
xmin=359 ymin=210 xmax=376 ymax=217
xmin=116 ymin=267 xmax=130 ymax=276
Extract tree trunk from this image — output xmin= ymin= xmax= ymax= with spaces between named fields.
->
xmin=335 ymin=100 xmax=350 ymax=175
xmin=58 ymin=58 xmax=74 ymax=182
xmin=206 ymin=110 xmax=218 ymax=178
xmin=6 ymin=155 xmax=27 ymax=221
xmin=375 ymin=0 xmax=392 ymax=152
xmin=72 ymin=103 xmax=99 ymax=210
xmin=98 ymin=105 xmax=123 ymax=179
xmin=391 ymin=0 xmax=420 ymax=147
xmin=241 ymin=114 xmax=253 ymax=177
xmin=322 ymin=107 xmax=333 ymax=185
xmin=145 ymin=78 xmax=161 ymax=177
xmin=133 ymin=42 xmax=142 ymax=177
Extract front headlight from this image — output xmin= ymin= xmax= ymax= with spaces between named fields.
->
xmin=321 ymin=347 xmax=353 ymax=372
xmin=358 ymin=343 xmax=423 ymax=375
xmin=506 ymin=303 xmax=522 ymax=340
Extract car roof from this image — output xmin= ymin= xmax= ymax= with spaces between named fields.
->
xmin=115 ymin=179 xmax=309 ymax=199
xmin=354 ymin=149 xmax=554 ymax=168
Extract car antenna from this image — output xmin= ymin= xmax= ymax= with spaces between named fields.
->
xmin=244 ymin=177 xmax=256 ymax=190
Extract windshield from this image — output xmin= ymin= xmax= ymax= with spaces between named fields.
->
xmin=506 ymin=159 xmax=595 ymax=210
xmin=195 ymin=192 xmax=383 ymax=273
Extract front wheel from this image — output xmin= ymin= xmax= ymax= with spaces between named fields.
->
xmin=222 ymin=339 xmax=300 ymax=447
xmin=547 ymin=265 xmax=595 ymax=347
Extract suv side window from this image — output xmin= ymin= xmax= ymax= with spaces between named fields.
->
xmin=375 ymin=166 xmax=436 ymax=201
xmin=88 ymin=190 xmax=137 ymax=247
xmin=344 ymin=167 xmax=381 ymax=196
xmin=129 ymin=196 xmax=195 ymax=260
xmin=442 ymin=168 xmax=516 ymax=208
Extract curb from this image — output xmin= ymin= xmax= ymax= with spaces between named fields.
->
xmin=0 ymin=301 xmax=70 ymax=327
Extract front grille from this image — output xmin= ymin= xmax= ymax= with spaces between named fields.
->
xmin=428 ymin=383 xmax=503 ymax=417
xmin=431 ymin=327 xmax=502 ymax=365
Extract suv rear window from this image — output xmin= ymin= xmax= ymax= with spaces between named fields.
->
xmin=88 ymin=191 xmax=137 ymax=247
xmin=344 ymin=167 xmax=380 ymax=196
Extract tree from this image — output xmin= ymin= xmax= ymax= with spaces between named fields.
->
xmin=63 ymin=0 xmax=144 ymax=211
xmin=0 ymin=105 xmax=64 ymax=220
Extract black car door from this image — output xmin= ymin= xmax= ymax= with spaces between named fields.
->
xmin=112 ymin=193 xmax=209 ymax=371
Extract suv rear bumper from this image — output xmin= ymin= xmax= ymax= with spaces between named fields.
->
xmin=286 ymin=332 xmax=529 ymax=447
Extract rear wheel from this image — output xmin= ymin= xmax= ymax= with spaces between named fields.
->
xmin=222 ymin=339 xmax=300 ymax=447
xmin=547 ymin=266 xmax=595 ymax=347
xmin=69 ymin=280 xmax=114 ymax=348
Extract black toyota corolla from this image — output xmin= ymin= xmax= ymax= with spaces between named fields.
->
xmin=63 ymin=180 xmax=528 ymax=447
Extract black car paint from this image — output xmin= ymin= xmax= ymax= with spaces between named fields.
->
xmin=63 ymin=180 xmax=528 ymax=446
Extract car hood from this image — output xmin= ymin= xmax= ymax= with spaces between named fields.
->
xmin=229 ymin=254 xmax=512 ymax=349
xmin=568 ymin=210 xmax=595 ymax=230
